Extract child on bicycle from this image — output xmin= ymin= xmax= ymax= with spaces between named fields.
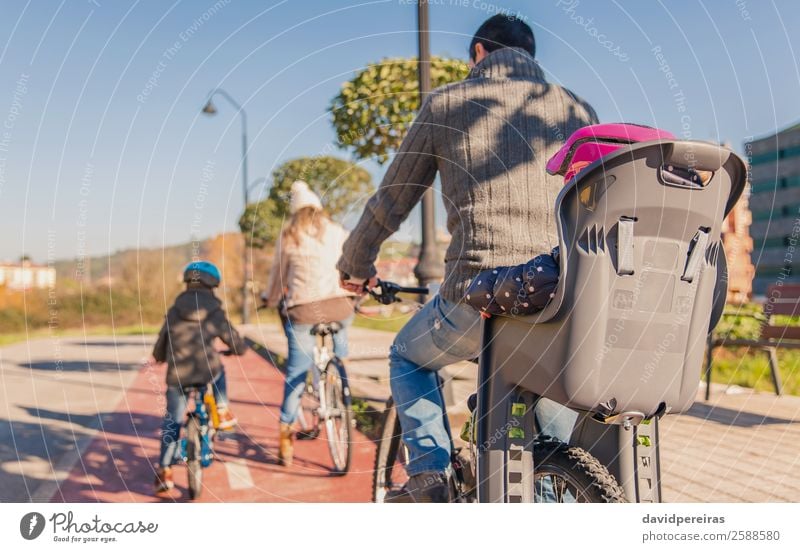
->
xmin=151 ymin=261 xmax=247 ymax=493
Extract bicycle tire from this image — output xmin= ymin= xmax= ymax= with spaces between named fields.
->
xmin=323 ymin=358 xmax=352 ymax=475
xmin=372 ymin=398 xmax=407 ymax=502
xmin=296 ymin=377 xmax=321 ymax=440
xmin=185 ymin=416 xmax=203 ymax=500
xmin=373 ymin=402 xmax=625 ymax=503
xmin=372 ymin=399 xmax=471 ymax=502
xmin=533 ymin=439 xmax=626 ymax=503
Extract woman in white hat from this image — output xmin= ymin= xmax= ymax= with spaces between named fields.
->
xmin=264 ymin=180 xmax=355 ymax=466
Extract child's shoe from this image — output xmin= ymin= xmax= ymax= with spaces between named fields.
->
xmin=217 ymin=407 xmax=237 ymax=431
xmin=153 ymin=467 xmax=174 ymax=494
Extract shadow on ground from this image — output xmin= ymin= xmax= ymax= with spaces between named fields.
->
xmin=685 ymin=402 xmax=797 ymax=427
xmin=20 ymin=361 xmax=140 ymax=373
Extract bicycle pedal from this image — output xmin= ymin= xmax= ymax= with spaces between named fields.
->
xmin=296 ymin=429 xmax=320 ymax=440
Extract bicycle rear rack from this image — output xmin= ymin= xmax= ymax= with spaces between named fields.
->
xmin=476 ymin=319 xmax=663 ymax=503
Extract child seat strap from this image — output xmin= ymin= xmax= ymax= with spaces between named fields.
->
xmin=681 ymin=228 xmax=710 ymax=283
xmin=617 ymin=217 xmax=636 ymax=275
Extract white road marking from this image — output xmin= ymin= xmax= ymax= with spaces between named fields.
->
xmin=225 ymin=458 xmax=254 ymax=490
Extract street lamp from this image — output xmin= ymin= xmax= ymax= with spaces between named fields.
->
xmin=413 ymin=0 xmax=443 ymax=289
xmin=201 ymin=88 xmax=253 ymax=324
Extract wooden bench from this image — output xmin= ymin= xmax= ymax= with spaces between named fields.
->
xmin=704 ymin=284 xmax=800 ymax=399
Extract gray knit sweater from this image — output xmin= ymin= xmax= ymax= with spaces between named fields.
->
xmin=337 ymin=47 xmax=599 ymax=303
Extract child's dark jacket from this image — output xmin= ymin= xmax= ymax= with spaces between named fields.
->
xmin=153 ymin=289 xmax=246 ymax=387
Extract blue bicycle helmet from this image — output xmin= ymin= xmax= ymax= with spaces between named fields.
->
xmin=183 ymin=261 xmax=221 ymax=288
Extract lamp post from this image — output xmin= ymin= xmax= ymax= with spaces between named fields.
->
xmin=201 ymin=88 xmax=253 ymax=324
xmin=413 ymin=0 xmax=443 ymax=289
xmin=414 ymin=1 xmax=452 ymax=405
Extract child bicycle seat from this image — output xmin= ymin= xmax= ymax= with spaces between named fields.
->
xmin=546 ymin=123 xmax=676 ymax=183
xmin=481 ymin=136 xmax=746 ymax=418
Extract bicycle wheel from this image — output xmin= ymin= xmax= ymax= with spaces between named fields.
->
xmin=185 ymin=417 xmax=203 ymax=500
xmin=323 ymin=358 xmax=352 ymax=475
xmin=296 ymin=373 xmax=321 ymax=440
xmin=372 ymin=398 xmax=410 ymax=502
xmin=533 ymin=439 xmax=626 ymax=503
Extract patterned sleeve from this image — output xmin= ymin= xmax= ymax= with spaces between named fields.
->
xmin=464 ymin=248 xmax=560 ymax=317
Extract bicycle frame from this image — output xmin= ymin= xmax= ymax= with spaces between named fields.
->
xmin=475 ymin=317 xmax=662 ymax=503
xmin=180 ymin=387 xmax=215 ymax=468
xmin=295 ymin=333 xmax=346 ymax=433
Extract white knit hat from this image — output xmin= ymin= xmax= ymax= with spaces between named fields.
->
xmin=289 ymin=180 xmax=322 ymax=214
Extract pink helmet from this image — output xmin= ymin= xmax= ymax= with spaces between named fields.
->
xmin=547 ymin=123 xmax=676 ymax=183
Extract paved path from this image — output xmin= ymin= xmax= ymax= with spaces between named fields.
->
xmin=2 ymin=326 xmax=799 ymax=502
xmin=242 ymin=323 xmax=800 ymax=503
xmin=1 ymin=334 xmax=374 ymax=502
xmin=660 ymin=388 xmax=800 ymax=502
xmin=0 ymin=335 xmax=149 ymax=502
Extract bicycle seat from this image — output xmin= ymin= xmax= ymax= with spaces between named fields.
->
xmin=310 ymin=321 xmax=343 ymax=336
xmin=483 ymin=138 xmax=746 ymax=418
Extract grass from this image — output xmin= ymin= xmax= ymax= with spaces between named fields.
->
xmin=709 ymin=347 xmax=800 ymax=395
xmin=353 ymin=312 xmax=413 ymax=333
xmin=710 ymin=304 xmax=800 ymax=395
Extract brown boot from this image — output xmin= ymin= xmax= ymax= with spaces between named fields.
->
xmin=279 ymin=423 xmax=294 ymax=466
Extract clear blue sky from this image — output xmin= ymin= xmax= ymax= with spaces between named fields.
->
xmin=0 ymin=0 xmax=798 ymax=261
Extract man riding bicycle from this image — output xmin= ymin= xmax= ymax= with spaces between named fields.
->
xmin=338 ymin=14 xmax=599 ymax=502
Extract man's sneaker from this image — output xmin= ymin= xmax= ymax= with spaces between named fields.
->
xmin=153 ymin=467 xmax=174 ymax=494
xmin=217 ymin=407 xmax=237 ymax=431
xmin=385 ymin=472 xmax=451 ymax=503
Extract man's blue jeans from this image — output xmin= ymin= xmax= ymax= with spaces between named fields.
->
xmin=389 ymin=294 xmax=577 ymax=477
xmin=279 ymin=316 xmax=353 ymax=424
xmin=159 ymin=370 xmax=228 ymax=467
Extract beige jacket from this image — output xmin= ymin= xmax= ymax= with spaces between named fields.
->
xmin=266 ymin=219 xmax=353 ymax=309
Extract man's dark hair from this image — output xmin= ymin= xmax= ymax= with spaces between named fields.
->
xmin=469 ymin=14 xmax=535 ymax=61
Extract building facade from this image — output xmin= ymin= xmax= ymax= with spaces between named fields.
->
xmin=0 ymin=261 xmax=56 ymax=290
xmin=721 ymin=194 xmax=754 ymax=303
xmin=747 ymin=123 xmax=800 ymax=295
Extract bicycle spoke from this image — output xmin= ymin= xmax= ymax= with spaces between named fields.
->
xmin=553 ymin=475 xmax=566 ymax=503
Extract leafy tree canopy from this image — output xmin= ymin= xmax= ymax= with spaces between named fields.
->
xmin=239 ymin=155 xmax=373 ymax=249
xmin=330 ymin=57 xmax=469 ymax=164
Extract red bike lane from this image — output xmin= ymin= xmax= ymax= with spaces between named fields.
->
xmin=52 ymin=348 xmax=376 ymax=502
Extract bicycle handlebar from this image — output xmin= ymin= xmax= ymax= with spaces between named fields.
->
xmin=367 ymin=279 xmax=429 ymax=305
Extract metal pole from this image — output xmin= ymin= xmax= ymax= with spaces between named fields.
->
xmin=203 ymin=89 xmax=251 ymax=324
xmin=240 ymin=110 xmax=251 ymax=325
xmin=414 ymin=2 xmax=453 ymax=406
xmin=413 ymin=0 xmax=443 ymax=289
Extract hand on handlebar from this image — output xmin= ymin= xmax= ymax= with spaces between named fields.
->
xmin=339 ymin=272 xmax=378 ymax=296
xmin=367 ymin=279 xmax=430 ymax=305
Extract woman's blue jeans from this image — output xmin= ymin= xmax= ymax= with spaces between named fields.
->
xmin=279 ymin=316 xmax=352 ymax=424
xmin=389 ymin=294 xmax=577 ymax=477
xmin=159 ymin=370 xmax=228 ymax=467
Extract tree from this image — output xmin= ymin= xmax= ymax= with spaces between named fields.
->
xmin=239 ymin=155 xmax=373 ymax=249
xmin=330 ymin=57 xmax=469 ymax=164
